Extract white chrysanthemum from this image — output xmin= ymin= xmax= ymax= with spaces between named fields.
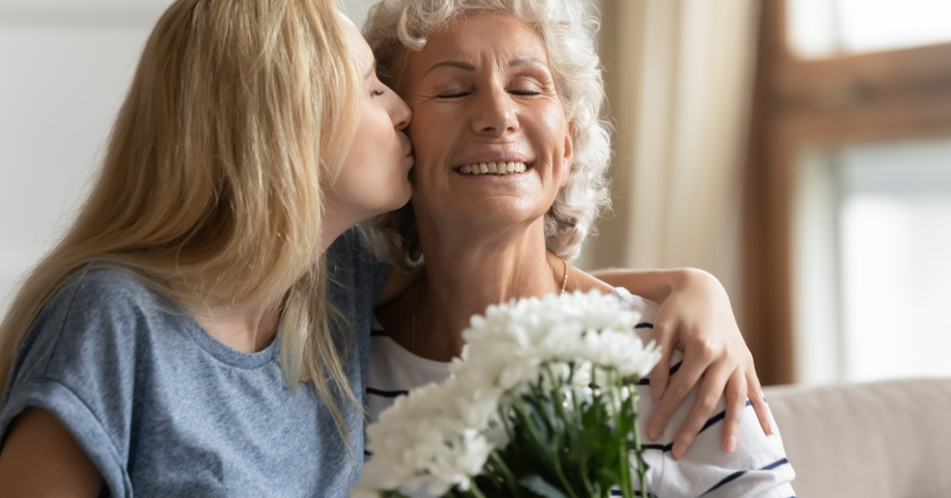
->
xmin=354 ymin=290 xmax=662 ymax=497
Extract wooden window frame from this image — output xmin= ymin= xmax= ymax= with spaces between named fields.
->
xmin=742 ymin=0 xmax=951 ymax=385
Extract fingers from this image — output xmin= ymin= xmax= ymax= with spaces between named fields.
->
xmin=747 ymin=369 xmax=773 ymax=435
xmin=649 ymin=320 xmax=675 ymax=400
xmin=645 ymin=345 xmax=709 ymax=445
xmin=649 ymin=355 xmax=672 ymax=401
xmin=720 ymin=370 xmax=748 ymax=453
xmin=667 ymin=358 xmax=732 ymax=460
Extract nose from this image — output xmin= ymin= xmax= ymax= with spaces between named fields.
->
xmin=389 ymin=93 xmax=412 ymax=131
xmin=471 ymin=85 xmax=518 ymax=136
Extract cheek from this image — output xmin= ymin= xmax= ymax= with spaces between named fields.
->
xmin=407 ymin=119 xmax=432 ymax=156
xmin=539 ymin=107 xmax=571 ymax=171
xmin=362 ymin=116 xmax=402 ymax=168
xmin=359 ymin=110 xmax=389 ymax=147
xmin=408 ymin=107 xmax=454 ymax=156
xmin=539 ymin=106 xmax=569 ymax=144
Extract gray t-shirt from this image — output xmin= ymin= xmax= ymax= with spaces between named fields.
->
xmin=0 ymin=227 xmax=388 ymax=497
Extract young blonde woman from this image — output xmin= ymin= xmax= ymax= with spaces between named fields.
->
xmin=0 ymin=1 xmax=412 ymax=495
xmin=0 ymin=0 xmax=762 ymax=496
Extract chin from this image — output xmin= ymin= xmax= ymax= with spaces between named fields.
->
xmin=386 ymin=193 xmax=412 ymax=212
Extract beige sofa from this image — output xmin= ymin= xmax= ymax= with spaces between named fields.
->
xmin=763 ymin=377 xmax=951 ymax=497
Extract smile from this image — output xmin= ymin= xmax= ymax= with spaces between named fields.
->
xmin=455 ymin=161 xmax=528 ymax=176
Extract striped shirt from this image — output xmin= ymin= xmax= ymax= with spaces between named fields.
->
xmin=365 ymin=288 xmax=796 ymax=498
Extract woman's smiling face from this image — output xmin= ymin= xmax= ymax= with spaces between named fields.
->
xmin=398 ymin=12 xmax=573 ymax=230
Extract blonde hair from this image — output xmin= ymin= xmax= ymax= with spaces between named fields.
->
xmin=0 ymin=0 xmax=361 ymax=438
xmin=363 ymin=0 xmax=612 ymax=266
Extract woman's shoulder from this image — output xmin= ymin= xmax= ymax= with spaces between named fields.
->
xmin=609 ymin=286 xmax=660 ymax=318
xmin=568 ymin=267 xmax=660 ymax=319
xmin=4 ymin=265 xmax=178 ymax=419
xmin=48 ymin=264 xmax=170 ymax=319
xmin=22 ymin=263 xmax=183 ymax=360
xmin=62 ymin=263 xmax=158 ymax=297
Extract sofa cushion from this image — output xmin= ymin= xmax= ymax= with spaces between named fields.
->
xmin=764 ymin=377 xmax=951 ymax=497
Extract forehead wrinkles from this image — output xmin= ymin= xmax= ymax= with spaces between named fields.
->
xmin=413 ymin=42 xmax=550 ymax=86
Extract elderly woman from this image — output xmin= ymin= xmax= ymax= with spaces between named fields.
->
xmin=361 ymin=0 xmax=795 ymax=496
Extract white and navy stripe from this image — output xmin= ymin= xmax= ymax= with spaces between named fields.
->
xmin=363 ymin=289 xmax=796 ymax=497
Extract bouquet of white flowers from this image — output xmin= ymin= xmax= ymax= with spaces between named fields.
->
xmin=353 ymin=290 xmax=662 ymax=498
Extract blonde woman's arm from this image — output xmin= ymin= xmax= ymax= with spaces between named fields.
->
xmin=593 ymin=267 xmax=771 ymax=458
xmin=0 ymin=407 xmax=103 ymax=497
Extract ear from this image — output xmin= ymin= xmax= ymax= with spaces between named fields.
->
xmin=559 ymin=120 xmax=574 ymax=188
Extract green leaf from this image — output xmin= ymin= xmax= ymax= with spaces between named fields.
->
xmin=519 ymin=475 xmax=572 ymax=498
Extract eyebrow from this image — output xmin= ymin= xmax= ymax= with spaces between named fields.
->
xmin=423 ymin=57 xmax=548 ymax=76
xmin=508 ymin=57 xmax=546 ymax=68
xmin=424 ymin=60 xmax=475 ymax=75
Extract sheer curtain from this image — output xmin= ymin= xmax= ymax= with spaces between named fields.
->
xmin=587 ymin=0 xmax=759 ymax=326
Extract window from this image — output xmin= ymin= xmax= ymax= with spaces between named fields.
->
xmin=743 ymin=0 xmax=951 ymax=384
xmin=794 ymin=139 xmax=951 ymax=382
xmin=787 ymin=0 xmax=951 ymax=59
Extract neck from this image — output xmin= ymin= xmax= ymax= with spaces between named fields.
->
xmin=190 ymin=303 xmax=282 ymax=353
xmin=319 ymin=197 xmax=374 ymax=253
xmin=412 ymin=219 xmax=566 ymax=360
xmin=319 ymin=211 xmax=354 ymax=253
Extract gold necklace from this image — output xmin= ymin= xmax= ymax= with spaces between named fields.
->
xmin=559 ymin=257 xmax=569 ymax=295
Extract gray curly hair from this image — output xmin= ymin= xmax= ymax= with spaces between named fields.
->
xmin=363 ymin=0 xmax=612 ymax=266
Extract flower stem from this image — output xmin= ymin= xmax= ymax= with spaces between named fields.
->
xmin=468 ymin=480 xmax=488 ymax=498
xmin=489 ymin=450 xmax=523 ymax=497
xmin=512 ymin=395 xmax=580 ymax=498
xmin=629 ymin=378 xmax=649 ymax=498
xmin=615 ymin=373 xmax=634 ymax=498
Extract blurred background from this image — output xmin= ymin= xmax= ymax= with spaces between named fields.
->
xmin=1 ymin=0 xmax=949 ymax=387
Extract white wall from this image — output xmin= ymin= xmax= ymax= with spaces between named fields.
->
xmin=1 ymin=1 xmax=166 ymax=313
xmin=0 ymin=0 xmax=371 ymax=314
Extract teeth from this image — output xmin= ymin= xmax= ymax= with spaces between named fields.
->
xmin=457 ymin=161 xmax=528 ymax=176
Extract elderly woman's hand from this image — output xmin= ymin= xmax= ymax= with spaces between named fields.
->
xmin=594 ymin=267 xmax=772 ymax=458
xmin=643 ymin=268 xmax=771 ymax=459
